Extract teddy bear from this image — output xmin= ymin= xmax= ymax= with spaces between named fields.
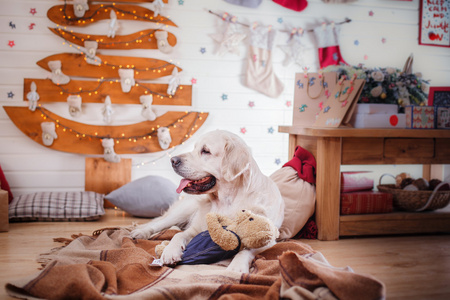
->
xmin=154 ymin=210 xmax=279 ymax=265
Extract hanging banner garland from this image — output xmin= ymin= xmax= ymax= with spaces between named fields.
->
xmin=47 ymin=3 xmax=177 ymax=27
xmin=36 ymin=53 xmax=181 ymax=80
xmin=3 ymin=106 xmax=208 ymax=154
xmin=49 ymin=27 xmax=177 ymax=50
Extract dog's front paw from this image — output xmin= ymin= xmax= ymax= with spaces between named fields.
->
xmin=226 ymin=259 xmax=250 ymax=273
xmin=160 ymin=242 xmax=184 ymax=265
xmin=130 ymin=228 xmax=154 ymax=240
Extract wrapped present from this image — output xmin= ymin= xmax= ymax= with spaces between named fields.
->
xmin=0 ymin=189 xmax=8 ymax=232
xmin=405 ymin=105 xmax=435 ymax=129
xmin=350 ymin=112 xmax=405 ymax=128
xmin=341 ymin=171 xmax=374 ymax=193
xmin=435 ymin=106 xmax=450 ymax=129
xmin=340 ymin=191 xmax=393 ymax=215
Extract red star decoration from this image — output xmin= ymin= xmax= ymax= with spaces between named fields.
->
xmin=240 ymin=127 xmax=247 ymax=134
xmin=286 ymin=101 xmax=292 ymax=107
xmin=8 ymin=40 xmax=15 ymax=48
xmin=369 ymin=10 xmax=374 ymax=17
xmin=190 ymin=78 xmax=197 ymax=84
xmin=248 ymin=101 xmax=255 ymax=108
xmin=30 ymin=8 xmax=37 ymax=15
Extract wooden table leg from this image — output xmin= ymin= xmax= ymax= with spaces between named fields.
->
xmin=316 ymin=137 xmax=341 ymax=240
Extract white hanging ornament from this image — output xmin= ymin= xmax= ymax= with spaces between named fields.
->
xmin=73 ymin=0 xmax=89 ymax=18
xmin=41 ymin=122 xmax=58 ymax=146
xmin=278 ymin=27 xmax=309 ymax=66
xmin=27 ymin=81 xmax=40 ymax=111
xmin=83 ymin=41 xmax=101 ymax=66
xmin=119 ymin=69 xmax=135 ymax=93
xmin=107 ymin=9 xmax=119 ymax=38
xmin=155 ymin=30 xmax=173 ymax=54
xmin=157 ymin=127 xmax=171 ymax=150
xmin=102 ymin=95 xmax=114 ymax=124
xmin=140 ymin=95 xmax=157 ymax=121
xmin=48 ymin=60 xmax=70 ymax=85
xmin=67 ymin=95 xmax=82 ymax=117
xmin=149 ymin=0 xmax=164 ymax=17
xmin=102 ymin=138 xmax=120 ymax=163
xmin=167 ymin=67 xmax=180 ymax=96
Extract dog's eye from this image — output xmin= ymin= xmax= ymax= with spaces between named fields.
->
xmin=249 ymin=218 xmax=254 ymax=221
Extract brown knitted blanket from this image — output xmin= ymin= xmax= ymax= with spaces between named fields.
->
xmin=5 ymin=228 xmax=385 ymax=300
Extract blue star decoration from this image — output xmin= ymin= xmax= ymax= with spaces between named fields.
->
xmin=178 ymin=0 xmax=184 ymax=4
xmin=267 ymin=127 xmax=274 ymax=134
xmin=221 ymin=93 xmax=228 ymax=101
xmin=354 ymin=40 xmax=359 ymax=46
xmin=200 ymin=47 xmax=206 ymax=54
xmin=7 ymin=91 xmax=14 ymax=98
xmin=274 ymin=158 xmax=281 ymax=165
xmin=324 ymin=106 xmax=331 ymax=113
xmin=296 ymin=80 xmax=303 ymax=89
xmin=9 ymin=21 xmax=16 ymax=29
xmin=277 ymin=17 xmax=283 ymax=24
xmin=299 ymin=104 xmax=307 ymax=112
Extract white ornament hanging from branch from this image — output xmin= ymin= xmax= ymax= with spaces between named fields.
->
xmin=157 ymin=127 xmax=171 ymax=150
xmin=102 ymin=138 xmax=120 ymax=163
xmin=140 ymin=95 xmax=157 ymax=121
xmin=102 ymin=95 xmax=114 ymax=124
xmin=73 ymin=0 xmax=89 ymax=18
xmin=41 ymin=122 xmax=58 ymax=146
xmin=167 ymin=67 xmax=180 ymax=96
xmin=27 ymin=81 xmax=40 ymax=111
xmin=119 ymin=69 xmax=135 ymax=93
xmin=155 ymin=30 xmax=173 ymax=54
xmin=67 ymin=95 xmax=82 ymax=117
xmin=107 ymin=9 xmax=119 ymax=38
xmin=84 ymin=41 xmax=101 ymax=66
xmin=48 ymin=60 xmax=70 ymax=85
xmin=149 ymin=0 xmax=164 ymax=17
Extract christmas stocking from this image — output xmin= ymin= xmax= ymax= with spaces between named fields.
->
xmin=313 ymin=23 xmax=348 ymax=68
xmin=245 ymin=25 xmax=284 ymax=98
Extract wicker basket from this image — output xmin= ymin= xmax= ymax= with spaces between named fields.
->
xmin=377 ymin=174 xmax=450 ymax=212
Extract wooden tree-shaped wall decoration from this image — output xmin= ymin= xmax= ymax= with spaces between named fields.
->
xmin=4 ymin=0 xmax=208 ymax=158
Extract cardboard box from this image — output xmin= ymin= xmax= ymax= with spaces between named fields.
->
xmin=350 ymin=113 xmax=406 ymax=128
xmin=340 ymin=191 xmax=393 ymax=215
xmin=354 ymin=103 xmax=398 ymax=115
xmin=405 ymin=106 xmax=435 ymax=129
xmin=0 ymin=189 xmax=8 ymax=232
xmin=436 ymin=106 xmax=450 ymax=129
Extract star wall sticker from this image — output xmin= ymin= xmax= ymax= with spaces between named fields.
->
xmin=382 ymin=37 xmax=386 ymax=43
xmin=9 ymin=22 xmax=16 ymax=29
xmin=268 ymin=127 xmax=274 ymax=134
xmin=248 ymin=101 xmax=255 ymax=108
xmin=29 ymin=23 xmax=36 ymax=30
xmin=369 ymin=10 xmax=374 ymax=17
xmin=221 ymin=93 xmax=228 ymax=101
xmin=354 ymin=40 xmax=359 ymax=46
xmin=30 ymin=8 xmax=37 ymax=15
xmin=7 ymin=91 xmax=14 ymax=98
xmin=190 ymin=78 xmax=197 ymax=84
xmin=8 ymin=40 xmax=15 ymax=48
xmin=200 ymin=47 xmax=206 ymax=54
xmin=286 ymin=100 xmax=292 ymax=107
xmin=277 ymin=17 xmax=283 ymax=24
xmin=275 ymin=158 xmax=281 ymax=165
xmin=240 ymin=127 xmax=247 ymax=134
xmin=178 ymin=0 xmax=184 ymax=5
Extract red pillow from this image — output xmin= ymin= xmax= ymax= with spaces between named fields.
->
xmin=0 ymin=164 xmax=13 ymax=203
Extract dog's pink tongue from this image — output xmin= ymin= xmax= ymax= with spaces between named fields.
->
xmin=176 ymin=178 xmax=192 ymax=193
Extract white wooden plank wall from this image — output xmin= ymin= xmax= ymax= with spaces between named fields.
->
xmin=1 ymin=0 xmax=449 ymax=195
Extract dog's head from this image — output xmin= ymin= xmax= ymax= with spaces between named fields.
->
xmin=171 ymin=130 xmax=253 ymax=195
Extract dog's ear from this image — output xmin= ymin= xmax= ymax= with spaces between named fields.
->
xmin=221 ymin=135 xmax=252 ymax=182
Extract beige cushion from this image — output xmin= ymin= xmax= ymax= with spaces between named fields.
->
xmin=270 ymin=167 xmax=316 ymax=239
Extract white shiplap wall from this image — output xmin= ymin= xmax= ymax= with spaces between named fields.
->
xmin=1 ymin=0 xmax=449 ymax=196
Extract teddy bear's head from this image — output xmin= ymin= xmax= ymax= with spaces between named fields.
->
xmin=234 ymin=210 xmax=279 ymax=249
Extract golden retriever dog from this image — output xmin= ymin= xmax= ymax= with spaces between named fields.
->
xmin=130 ymin=130 xmax=284 ymax=273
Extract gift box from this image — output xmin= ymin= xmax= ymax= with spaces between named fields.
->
xmin=340 ymin=191 xmax=393 ymax=215
xmin=0 ymin=189 xmax=9 ymax=232
xmin=341 ymin=171 xmax=374 ymax=193
xmin=350 ymin=113 xmax=406 ymax=128
xmin=405 ymin=105 xmax=435 ymax=129
xmin=435 ymin=106 xmax=450 ymax=129
xmin=354 ymin=103 xmax=398 ymax=115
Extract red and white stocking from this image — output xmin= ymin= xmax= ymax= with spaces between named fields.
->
xmin=313 ymin=23 xmax=348 ymax=68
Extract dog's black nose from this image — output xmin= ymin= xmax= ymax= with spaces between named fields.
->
xmin=171 ymin=156 xmax=182 ymax=168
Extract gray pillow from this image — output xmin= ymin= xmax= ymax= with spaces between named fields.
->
xmin=105 ymin=176 xmax=178 ymax=217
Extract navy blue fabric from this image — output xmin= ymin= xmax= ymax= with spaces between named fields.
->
xmin=179 ymin=228 xmax=240 ymax=265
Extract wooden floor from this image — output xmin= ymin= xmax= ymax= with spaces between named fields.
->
xmin=1 ymin=209 xmax=449 ymax=300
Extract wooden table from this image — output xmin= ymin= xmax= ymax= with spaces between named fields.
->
xmin=279 ymin=126 xmax=450 ymax=241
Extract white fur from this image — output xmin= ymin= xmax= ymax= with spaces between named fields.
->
xmin=130 ymin=130 xmax=284 ymax=273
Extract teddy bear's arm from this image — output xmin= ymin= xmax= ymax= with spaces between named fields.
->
xmin=206 ymin=213 xmax=240 ymax=251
